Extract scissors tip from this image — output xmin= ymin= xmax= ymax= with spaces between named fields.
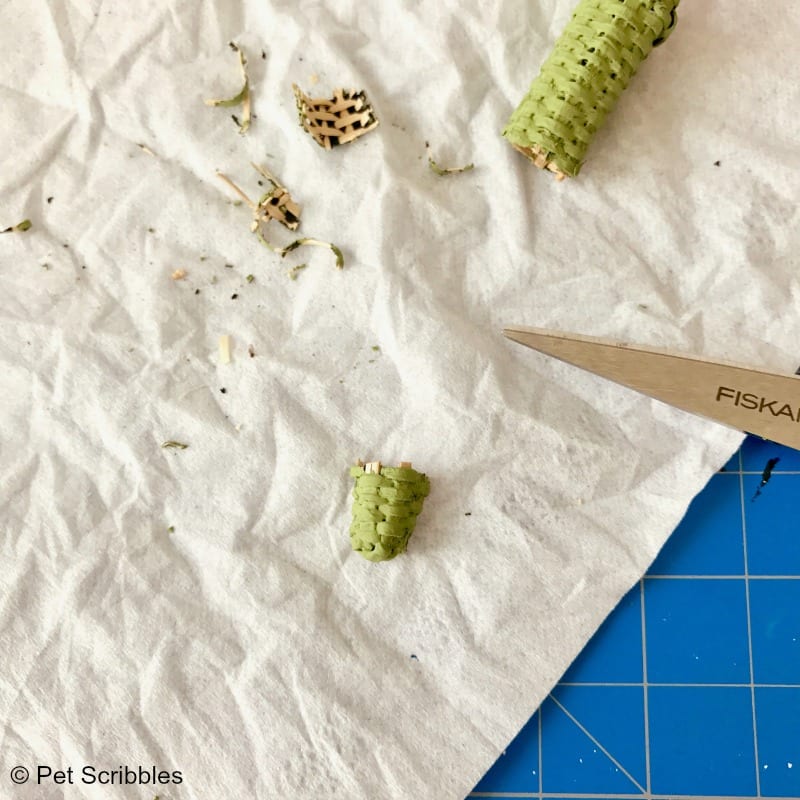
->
xmin=502 ymin=326 xmax=531 ymax=346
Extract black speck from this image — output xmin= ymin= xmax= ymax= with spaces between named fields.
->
xmin=261 ymin=49 xmax=266 ymax=59
xmin=148 ymin=227 xmax=155 ymax=233
xmin=194 ymin=288 xmax=200 ymax=295
xmin=752 ymin=457 xmax=780 ymax=501
xmin=81 ymin=265 xmax=86 ymax=270
xmin=225 ymin=263 xmax=234 ymax=269
xmin=410 ymin=654 xmax=418 ymax=661
xmin=231 ymin=293 xmax=238 ymax=300
xmin=62 ymin=243 xmax=69 ymax=248
xmin=714 ymin=160 xmax=721 ymax=167
xmin=760 ymin=457 xmax=780 ymax=486
xmin=46 ymin=196 xmax=54 ymax=204
xmin=231 ymin=113 xmax=240 ymax=127
xmin=220 ymin=387 xmax=227 ymax=394
xmin=257 ymin=180 xmax=264 ymax=186
xmin=464 ymin=512 xmax=472 ymax=516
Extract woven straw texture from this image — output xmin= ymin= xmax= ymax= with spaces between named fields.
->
xmin=293 ymin=85 xmax=379 ymax=149
xmin=348 ymin=464 xmax=430 ymax=562
xmin=504 ymin=0 xmax=679 ymax=177
xmin=258 ymin=185 xmax=300 ymax=230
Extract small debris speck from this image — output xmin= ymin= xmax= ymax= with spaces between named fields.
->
xmin=62 ymin=243 xmax=69 ymax=248
xmin=167 ymin=526 xmax=175 ymax=533
xmin=410 ymin=654 xmax=418 ymax=661
xmin=248 ymin=344 xmax=255 ymax=358
xmin=465 ymin=512 xmax=472 ymax=516
xmin=371 ymin=345 xmax=380 ymax=352
xmin=194 ymin=288 xmax=200 ymax=295
xmin=714 ymin=160 xmax=721 ymax=166
xmin=231 ymin=293 xmax=238 ymax=300
xmin=219 ymin=334 xmax=232 ymax=364
xmin=161 ymin=440 xmax=189 ymax=450
xmin=47 ymin=196 xmax=54 ymax=204
xmin=220 ymin=387 xmax=227 ymax=394
xmin=225 ymin=263 xmax=234 ymax=269
xmin=2 ymin=219 xmax=32 ymax=233
xmin=246 ymin=274 xmax=255 ymax=283
xmin=148 ymin=227 xmax=155 ymax=233
xmin=171 ymin=268 xmax=187 ymax=280
xmin=261 ymin=49 xmax=266 ymax=59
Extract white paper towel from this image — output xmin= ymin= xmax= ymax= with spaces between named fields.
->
xmin=1 ymin=1 xmax=798 ymax=798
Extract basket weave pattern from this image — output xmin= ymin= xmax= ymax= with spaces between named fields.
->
xmin=504 ymin=0 xmax=679 ymax=177
xmin=348 ymin=465 xmax=430 ymax=562
xmin=293 ymin=85 xmax=379 ymax=150
xmin=259 ymin=186 xmax=300 ymax=230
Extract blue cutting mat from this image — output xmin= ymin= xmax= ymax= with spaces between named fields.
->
xmin=470 ymin=434 xmax=800 ymax=800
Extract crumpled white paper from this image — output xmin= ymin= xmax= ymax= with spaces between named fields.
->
xmin=2 ymin=1 xmax=798 ymax=798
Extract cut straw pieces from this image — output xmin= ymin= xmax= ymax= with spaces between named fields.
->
xmin=204 ymin=42 xmax=251 ymax=135
xmin=252 ymin=163 xmax=301 ymax=231
xmin=216 ymin=164 xmax=302 ymax=232
xmin=512 ymin=143 xmax=567 ymax=182
xmin=219 ymin=334 xmax=231 ymax=364
xmin=215 ymin=165 xmax=343 ymax=271
xmin=292 ymin=84 xmax=379 ymax=149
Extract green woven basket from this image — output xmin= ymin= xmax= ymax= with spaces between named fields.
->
xmin=504 ymin=0 xmax=680 ymax=178
xmin=348 ymin=461 xmax=430 ymax=562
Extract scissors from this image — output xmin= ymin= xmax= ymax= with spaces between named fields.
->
xmin=504 ymin=326 xmax=800 ymax=451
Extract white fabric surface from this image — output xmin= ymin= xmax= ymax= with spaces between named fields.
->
xmin=2 ymin=1 xmax=799 ymax=797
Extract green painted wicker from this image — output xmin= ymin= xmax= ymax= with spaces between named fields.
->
xmin=348 ymin=463 xmax=430 ymax=562
xmin=504 ymin=0 xmax=679 ymax=178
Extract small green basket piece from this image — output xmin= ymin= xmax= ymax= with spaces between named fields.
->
xmin=348 ymin=460 xmax=430 ymax=562
xmin=504 ymin=0 xmax=680 ymax=178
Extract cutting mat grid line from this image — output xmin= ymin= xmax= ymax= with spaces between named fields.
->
xmin=470 ymin=436 xmax=800 ymax=800
xmin=739 ymin=448 xmax=762 ymax=798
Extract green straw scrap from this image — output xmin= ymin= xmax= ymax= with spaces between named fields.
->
xmin=503 ymin=0 xmax=679 ymax=178
xmin=205 ymin=42 xmax=251 ymax=134
xmin=2 ymin=219 xmax=32 ymax=233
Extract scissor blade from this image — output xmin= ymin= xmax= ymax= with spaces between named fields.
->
xmin=504 ymin=326 xmax=800 ymax=451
